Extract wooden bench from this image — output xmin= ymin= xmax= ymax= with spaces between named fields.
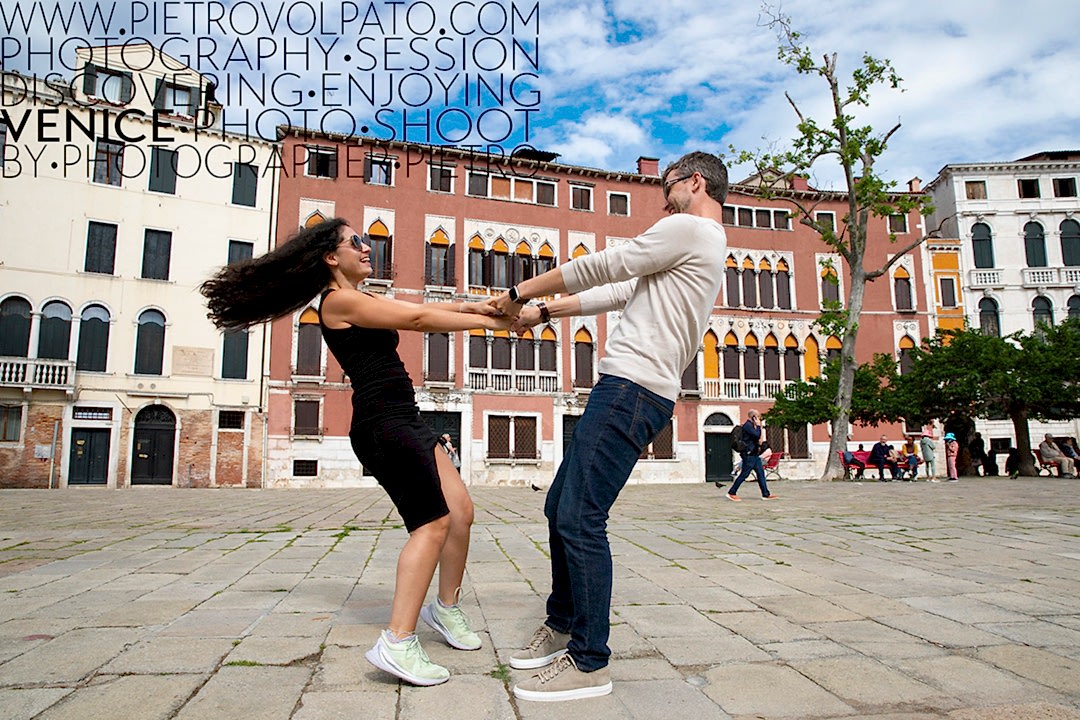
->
xmin=1034 ymin=449 xmax=1060 ymax=477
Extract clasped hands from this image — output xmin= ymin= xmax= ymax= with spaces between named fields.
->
xmin=462 ymin=293 xmax=542 ymax=334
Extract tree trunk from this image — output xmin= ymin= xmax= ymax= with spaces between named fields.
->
xmin=1011 ymin=407 xmax=1038 ymax=477
xmin=823 ymin=265 xmax=869 ymax=480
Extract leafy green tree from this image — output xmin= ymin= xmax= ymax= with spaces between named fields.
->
xmin=735 ymin=7 xmax=936 ymax=480
xmin=893 ymin=321 xmax=1080 ymax=477
xmin=765 ymin=354 xmax=899 ymax=431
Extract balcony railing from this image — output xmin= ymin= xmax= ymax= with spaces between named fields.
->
xmin=469 ymin=370 xmax=559 ymax=393
xmin=702 ymin=378 xmax=795 ymax=401
xmin=1022 ymin=268 xmax=1059 ymax=287
xmin=970 ymin=269 xmax=1003 ymax=287
xmin=0 ymin=357 xmax=76 ymax=393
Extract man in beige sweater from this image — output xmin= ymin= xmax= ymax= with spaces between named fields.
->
xmin=492 ymin=151 xmax=729 ymax=701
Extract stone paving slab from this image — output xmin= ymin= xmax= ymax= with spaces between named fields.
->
xmin=0 ymin=479 xmax=1078 ymax=719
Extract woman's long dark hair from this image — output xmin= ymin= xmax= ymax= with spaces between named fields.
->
xmin=200 ymin=218 xmax=349 ymax=329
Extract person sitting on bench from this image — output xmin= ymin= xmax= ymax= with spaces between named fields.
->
xmin=868 ymin=435 xmax=901 ymax=481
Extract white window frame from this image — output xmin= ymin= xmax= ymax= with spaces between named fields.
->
xmin=304 ymin=145 xmax=337 ymax=178
xmin=484 ymin=411 xmax=542 ymax=464
xmin=366 ymin=155 xmax=394 ymax=186
xmin=428 ymin=164 xmax=454 ymax=194
xmin=570 ymin=185 xmax=593 ymax=212
xmin=607 ymin=191 xmax=630 ymax=216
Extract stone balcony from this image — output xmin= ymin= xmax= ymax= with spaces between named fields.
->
xmin=0 ymin=357 xmax=76 ymax=395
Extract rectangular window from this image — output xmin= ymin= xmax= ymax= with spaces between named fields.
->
xmin=0 ymin=406 xmax=21 ymax=442
xmin=487 ymin=415 xmax=538 ymax=460
xmin=293 ymin=459 xmax=318 ymax=476
xmin=785 ymin=425 xmax=809 ymax=459
xmin=570 ymin=186 xmax=592 ymax=211
xmin=141 ymin=229 xmax=172 ymax=280
xmin=467 ymin=172 xmax=489 ymax=197
xmin=965 ymin=180 xmax=987 ymax=200
xmin=608 ymin=192 xmax=629 ymax=216
xmin=722 ymin=205 xmax=735 ymax=225
xmin=228 ymin=240 xmax=253 ymax=265
xmin=755 ymin=209 xmax=771 ymax=228
xmin=490 ymin=175 xmax=511 ymax=199
xmin=640 ymin=421 xmax=674 ymax=460
xmin=221 ymin=329 xmax=249 ymax=379
xmin=83 ymin=65 xmax=132 ymax=104
xmin=85 ymin=221 xmax=117 ymax=274
xmin=218 ymin=410 xmax=244 ymax=429
xmin=816 ymin=211 xmax=836 ymax=233
xmin=429 ymin=165 xmax=453 ymax=193
xmin=940 ymin=277 xmax=957 ymax=308
xmin=1053 ymin=177 xmax=1077 ymax=198
xmin=306 ymin=146 xmax=338 ymax=178
xmin=73 ymin=407 xmax=112 ymax=420
xmin=93 ymin=139 xmax=124 ymax=186
xmin=148 ymin=147 xmax=177 ymax=194
xmin=888 ymin=214 xmax=908 ymax=233
xmin=738 ymin=208 xmax=753 ymax=226
xmin=1018 ymin=178 xmax=1040 ymax=199
xmin=536 ymin=181 xmax=556 ymax=206
xmin=773 ymin=210 xmax=791 ymax=230
xmin=365 ymin=155 xmax=392 ymax=185
xmin=154 ymin=81 xmax=195 ymax=116
xmin=294 ymin=400 xmax=320 ymax=436
xmin=232 ymin=163 xmax=258 ymax=206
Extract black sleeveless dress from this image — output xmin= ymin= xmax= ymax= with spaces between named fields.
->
xmin=319 ymin=289 xmax=449 ymax=531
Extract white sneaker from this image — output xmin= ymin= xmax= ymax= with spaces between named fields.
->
xmin=364 ymin=630 xmax=449 ymax=686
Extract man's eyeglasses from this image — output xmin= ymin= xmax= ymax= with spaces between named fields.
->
xmin=662 ymin=173 xmax=694 ymax=198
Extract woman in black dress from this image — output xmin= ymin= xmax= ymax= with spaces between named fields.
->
xmin=201 ymin=218 xmax=509 ymax=686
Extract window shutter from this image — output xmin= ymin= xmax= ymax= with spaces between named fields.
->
xmin=446 ymin=243 xmax=456 ymax=286
xmin=482 ymin=251 xmax=493 ymax=287
xmin=82 ymin=64 xmax=97 ymax=94
xmin=513 ymin=417 xmax=537 ymax=459
xmin=651 ymin=422 xmax=674 ymax=459
xmin=153 ymin=78 xmax=165 ymax=109
xmin=120 ymin=73 xmax=134 ymax=102
xmin=424 ymin=243 xmax=433 ymax=284
xmin=489 ymin=416 xmax=511 ymax=458
xmin=328 ymin=149 xmax=338 ymax=178
xmin=363 ymin=156 xmax=372 ymax=182
xmin=187 ymin=85 xmax=201 ymax=118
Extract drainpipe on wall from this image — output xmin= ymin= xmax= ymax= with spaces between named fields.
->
xmin=48 ymin=420 xmax=58 ymax=489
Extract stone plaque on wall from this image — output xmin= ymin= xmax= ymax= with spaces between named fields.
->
xmin=173 ymin=347 xmax=214 ymax=376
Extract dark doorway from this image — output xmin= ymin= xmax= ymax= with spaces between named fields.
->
xmin=704 ymin=412 xmax=735 ymax=483
xmin=562 ymin=414 xmax=581 ymax=456
xmin=419 ymin=411 xmax=462 ymax=447
xmin=131 ymin=405 xmax=176 ymax=485
xmin=69 ymin=429 xmax=110 ymax=485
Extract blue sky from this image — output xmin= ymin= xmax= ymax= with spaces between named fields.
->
xmin=5 ymin=0 xmax=1079 ymax=188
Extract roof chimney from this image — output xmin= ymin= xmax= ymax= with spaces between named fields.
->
xmin=637 ymin=156 xmax=660 ymax=176
xmin=908 ymin=177 xmax=922 ymax=192
xmin=791 ymin=175 xmax=810 ymax=191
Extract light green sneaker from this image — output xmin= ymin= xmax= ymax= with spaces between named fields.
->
xmin=421 ymin=598 xmax=482 ymax=650
xmin=364 ymin=630 xmax=450 ymax=686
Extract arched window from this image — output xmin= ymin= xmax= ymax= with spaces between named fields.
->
xmin=490 ymin=238 xmax=510 ymax=289
xmin=539 ymin=327 xmax=557 ymax=372
xmin=703 ymin=330 xmax=719 ymax=380
xmin=894 ymin=266 xmax=913 ymax=311
xmin=741 ymin=257 xmax=758 ymax=308
xmin=134 ymin=309 xmax=166 ymax=375
xmin=1033 ymin=296 xmax=1054 ymax=328
xmin=516 ymin=329 xmax=535 ymax=370
xmin=763 ymin=333 xmax=780 ymax=381
xmin=0 ymin=296 xmax=31 ymax=357
xmin=978 ymin=298 xmax=1000 ymax=337
xmin=1061 ymin=219 xmax=1080 ymax=267
xmin=571 ymin=243 xmax=589 ymax=260
xmin=573 ymin=328 xmax=594 ymax=388
xmin=468 ymin=235 xmax=485 ymax=288
xmin=303 ymin=211 xmax=326 ymax=229
xmin=536 ymin=243 xmax=556 ymax=276
xmin=804 ymin=336 xmax=820 ymax=378
xmin=724 ymin=256 xmax=739 ymax=307
xmin=821 ymin=266 xmax=840 ymax=305
xmin=511 ymin=241 xmax=533 ymax=287
xmin=898 ymin=336 xmax=916 ymax=375
xmin=426 ymin=332 xmax=450 ymax=381
xmin=424 ymin=228 xmax=454 ymax=286
xmin=722 ymin=332 xmax=739 ymax=380
xmin=1069 ymin=295 xmax=1080 ymax=321
xmin=366 ymin=220 xmax=393 ymax=280
xmin=971 ymin=222 xmax=994 ymax=269
xmin=758 ymin=259 xmax=774 ymax=309
xmin=468 ymin=328 xmax=487 ymax=369
xmin=77 ymin=305 xmax=110 ymax=371
xmin=743 ymin=333 xmax=760 ymax=380
xmin=38 ymin=301 xmax=72 ymax=360
xmin=775 ymin=259 xmax=792 ymax=309
xmin=783 ymin=334 xmax=801 ymax=382
xmin=1024 ymin=222 xmax=1047 ymax=267
xmin=491 ymin=330 xmax=511 ymax=370
xmin=296 ymin=307 xmax=322 ymax=376
xmin=825 ymin=335 xmax=842 ymax=364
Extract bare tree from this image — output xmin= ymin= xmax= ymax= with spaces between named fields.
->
xmin=734 ymin=7 xmax=937 ymax=480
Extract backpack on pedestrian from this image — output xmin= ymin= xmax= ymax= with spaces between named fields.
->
xmin=731 ymin=425 xmax=747 ymax=454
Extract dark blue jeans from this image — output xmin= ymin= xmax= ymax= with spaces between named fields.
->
xmin=729 ymin=452 xmax=771 ymax=497
xmin=544 ymin=375 xmax=674 ymax=671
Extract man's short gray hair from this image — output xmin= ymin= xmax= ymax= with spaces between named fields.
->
xmin=662 ymin=151 xmax=729 ymax=204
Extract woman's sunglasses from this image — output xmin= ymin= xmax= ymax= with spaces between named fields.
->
xmin=345 ymin=233 xmax=372 ymax=248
